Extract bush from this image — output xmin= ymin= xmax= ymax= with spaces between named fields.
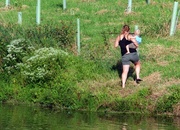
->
xmin=0 ymin=22 xmax=76 ymax=74
xmin=3 ymin=38 xmax=34 ymax=74
xmin=18 ymin=47 xmax=68 ymax=84
xmin=0 ymin=24 xmax=24 ymax=59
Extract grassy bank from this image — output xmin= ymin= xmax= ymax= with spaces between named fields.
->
xmin=0 ymin=0 xmax=180 ymax=116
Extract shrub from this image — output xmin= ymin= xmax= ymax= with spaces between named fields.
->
xmin=18 ymin=47 xmax=68 ymax=84
xmin=0 ymin=22 xmax=76 ymax=74
xmin=0 ymin=24 xmax=24 ymax=59
xmin=3 ymin=38 xmax=34 ymax=74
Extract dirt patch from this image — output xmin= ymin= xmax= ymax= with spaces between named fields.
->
xmin=146 ymin=45 xmax=167 ymax=60
xmin=21 ymin=5 xmax=29 ymax=10
xmin=119 ymin=87 xmax=135 ymax=97
xmin=151 ymin=88 xmax=167 ymax=98
xmin=157 ymin=60 xmax=169 ymax=66
xmin=161 ymin=78 xmax=180 ymax=88
xmin=0 ymin=7 xmax=12 ymax=11
xmin=81 ymin=0 xmax=96 ymax=2
xmin=177 ymin=23 xmax=180 ymax=29
xmin=173 ymin=103 xmax=180 ymax=117
xmin=145 ymin=44 xmax=179 ymax=62
xmin=0 ymin=5 xmax=29 ymax=12
xmin=142 ymin=72 xmax=180 ymax=97
xmin=96 ymin=9 xmax=108 ymax=15
xmin=143 ymin=72 xmax=162 ymax=86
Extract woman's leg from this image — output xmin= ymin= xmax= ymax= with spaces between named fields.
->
xmin=122 ymin=65 xmax=130 ymax=88
xmin=134 ymin=61 xmax=141 ymax=81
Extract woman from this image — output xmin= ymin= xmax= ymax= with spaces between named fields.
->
xmin=114 ymin=25 xmax=142 ymax=88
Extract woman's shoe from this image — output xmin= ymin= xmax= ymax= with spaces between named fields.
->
xmin=136 ymin=79 xmax=143 ymax=84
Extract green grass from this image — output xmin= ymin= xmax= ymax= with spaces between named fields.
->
xmin=0 ymin=0 xmax=180 ymax=115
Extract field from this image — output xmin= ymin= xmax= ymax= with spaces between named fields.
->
xmin=0 ymin=0 xmax=180 ymax=116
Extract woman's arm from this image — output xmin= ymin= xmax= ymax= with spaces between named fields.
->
xmin=114 ymin=35 xmax=120 ymax=48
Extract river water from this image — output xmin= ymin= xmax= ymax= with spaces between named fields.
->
xmin=0 ymin=104 xmax=180 ymax=130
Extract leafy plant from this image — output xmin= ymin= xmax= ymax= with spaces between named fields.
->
xmin=18 ymin=47 xmax=68 ymax=84
xmin=3 ymin=38 xmax=34 ymax=74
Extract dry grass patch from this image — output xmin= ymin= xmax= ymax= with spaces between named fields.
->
xmin=78 ymin=76 xmax=141 ymax=98
xmin=95 ymin=9 xmax=108 ymax=15
xmin=146 ymin=44 xmax=166 ymax=60
xmin=173 ymin=103 xmax=180 ymax=117
xmin=0 ymin=7 xmax=12 ymax=11
xmin=142 ymin=73 xmax=180 ymax=98
xmin=21 ymin=5 xmax=29 ymax=10
xmin=177 ymin=23 xmax=180 ymax=30
xmin=145 ymin=44 xmax=179 ymax=63
xmin=143 ymin=72 xmax=162 ymax=86
xmin=160 ymin=78 xmax=180 ymax=88
xmin=119 ymin=87 xmax=136 ymax=97
xmin=81 ymin=0 xmax=96 ymax=2
xmin=157 ymin=60 xmax=169 ymax=66
xmin=148 ymin=88 xmax=167 ymax=101
xmin=66 ymin=8 xmax=80 ymax=15
xmin=0 ymin=4 xmax=29 ymax=12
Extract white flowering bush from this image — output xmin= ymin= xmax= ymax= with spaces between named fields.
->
xmin=18 ymin=47 xmax=68 ymax=84
xmin=3 ymin=38 xmax=34 ymax=74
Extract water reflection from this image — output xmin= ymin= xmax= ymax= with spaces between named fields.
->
xmin=0 ymin=104 xmax=180 ymax=130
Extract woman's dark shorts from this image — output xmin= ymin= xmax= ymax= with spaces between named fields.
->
xmin=121 ymin=52 xmax=139 ymax=65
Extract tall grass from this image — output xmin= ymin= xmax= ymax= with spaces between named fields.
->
xmin=0 ymin=0 xmax=180 ymax=115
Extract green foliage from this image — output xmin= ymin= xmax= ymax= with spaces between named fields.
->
xmin=0 ymin=82 xmax=13 ymax=102
xmin=137 ymin=88 xmax=152 ymax=98
xmin=24 ymin=22 xmax=75 ymax=49
xmin=1 ymin=21 xmax=76 ymax=82
xmin=3 ymin=38 xmax=34 ymax=74
xmin=77 ymin=93 xmax=98 ymax=111
xmin=0 ymin=24 xmax=22 ymax=59
xmin=0 ymin=0 xmax=180 ymax=115
xmin=154 ymin=85 xmax=180 ymax=114
xmin=0 ymin=22 xmax=75 ymax=65
xmin=14 ymin=0 xmax=23 ymax=11
xmin=18 ymin=47 xmax=68 ymax=84
xmin=114 ymin=88 xmax=152 ymax=113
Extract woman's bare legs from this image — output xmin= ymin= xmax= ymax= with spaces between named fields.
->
xmin=122 ymin=65 xmax=130 ymax=88
xmin=134 ymin=61 xmax=142 ymax=82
